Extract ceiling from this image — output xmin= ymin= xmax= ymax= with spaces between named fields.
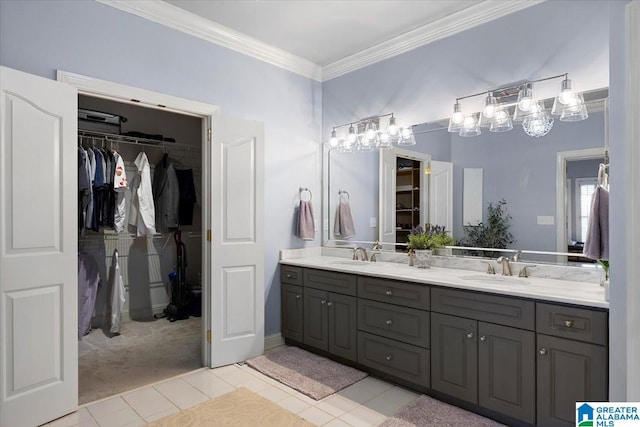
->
xmin=164 ymin=0 xmax=484 ymax=66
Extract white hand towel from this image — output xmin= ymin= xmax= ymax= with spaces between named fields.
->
xmin=334 ymin=200 xmax=356 ymax=239
xmin=297 ymin=200 xmax=315 ymax=240
xmin=583 ymin=185 xmax=609 ymax=260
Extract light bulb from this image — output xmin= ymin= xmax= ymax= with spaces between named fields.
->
xmin=494 ymin=110 xmax=508 ymax=124
xmin=517 ymin=84 xmax=533 ymax=112
xmin=463 ymin=115 xmax=476 ymax=129
xmin=483 ymin=93 xmax=497 ymax=118
xmin=346 ymin=125 xmax=357 ymax=144
xmin=364 ymin=123 xmax=377 ymax=141
xmin=328 ymin=130 xmax=338 ymax=147
xmin=558 ymin=78 xmax=576 ymax=105
xmin=401 ymin=127 xmax=412 ymax=139
xmin=379 ymin=132 xmax=390 ymax=144
xmin=451 ymin=102 xmax=464 ymax=124
xmin=387 ymin=116 xmax=399 ymax=136
xmin=519 ymin=98 xmax=532 ymax=112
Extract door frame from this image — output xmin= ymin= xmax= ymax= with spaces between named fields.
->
xmin=56 ymin=70 xmax=218 ymax=366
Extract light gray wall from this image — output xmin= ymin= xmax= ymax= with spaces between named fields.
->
xmin=0 ymin=0 xmax=322 ymax=337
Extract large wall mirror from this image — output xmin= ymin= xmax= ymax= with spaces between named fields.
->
xmin=323 ymin=89 xmax=608 ymax=265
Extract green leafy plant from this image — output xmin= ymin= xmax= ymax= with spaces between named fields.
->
xmin=407 ymin=224 xmax=455 ymax=250
xmin=598 ymin=260 xmax=609 ymax=280
xmin=461 ymin=199 xmax=515 ymax=256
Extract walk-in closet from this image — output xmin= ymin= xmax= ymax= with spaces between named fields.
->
xmin=77 ymin=95 xmax=204 ymax=404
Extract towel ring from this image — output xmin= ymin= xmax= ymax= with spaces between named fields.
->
xmin=339 ymin=190 xmax=350 ymax=201
xmin=299 ymin=187 xmax=312 ymax=201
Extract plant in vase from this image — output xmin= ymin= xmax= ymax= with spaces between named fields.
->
xmin=598 ymin=259 xmax=609 ymax=301
xmin=407 ymin=224 xmax=455 ymax=266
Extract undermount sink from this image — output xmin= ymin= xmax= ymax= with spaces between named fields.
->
xmin=328 ymin=260 xmax=373 ymax=267
xmin=461 ymin=274 xmax=527 ymax=285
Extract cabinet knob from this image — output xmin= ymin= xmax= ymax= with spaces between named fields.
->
xmin=296 ymin=294 xmax=301 ymax=299
xmin=480 ymin=335 xmax=486 ymax=342
xmin=564 ymin=320 xmax=574 ymax=328
xmin=385 ymin=290 xmax=393 ymax=297
xmin=286 ymin=272 xmax=294 ymax=279
xmin=320 ymin=299 xmax=326 ymax=305
xmin=467 ymin=332 xmax=474 ymax=339
xmin=539 ymin=348 xmax=547 ymax=355
xmin=386 ymin=319 xmax=393 ymax=326
xmin=386 ymin=355 xmax=392 ymax=361
xmin=327 ymin=301 xmax=333 ymax=307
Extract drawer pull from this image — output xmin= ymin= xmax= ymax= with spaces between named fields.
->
xmin=564 ymin=320 xmax=574 ymax=328
xmin=385 ymin=290 xmax=393 ymax=296
xmin=320 ymin=299 xmax=326 ymax=305
xmin=286 ymin=273 xmax=292 ymax=278
xmin=296 ymin=294 xmax=301 ymax=299
xmin=386 ymin=319 xmax=393 ymax=326
xmin=385 ymin=355 xmax=392 ymax=361
xmin=327 ymin=301 xmax=333 ymax=307
xmin=539 ymin=348 xmax=547 ymax=355
xmin=467 ymin=332 xmax=474 ymax=339
xmin=480 ymin=335 xmax=486 ymax=342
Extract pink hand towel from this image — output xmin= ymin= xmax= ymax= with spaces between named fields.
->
xmin=583 ymin=185 xmax=609 ymax=260
xmin=334 ymin=200 xmax=356 ymax=239
xmin=297 ymin=200 xmax=315 ymax=240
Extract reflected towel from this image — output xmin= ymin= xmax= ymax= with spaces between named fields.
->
xmin=584 ymin=185 xmax=609 ymax=260
xmin=297 ymin=200 xmax=315 ymax=240
xmin=334 ymin=200 xmax=356 ymax=239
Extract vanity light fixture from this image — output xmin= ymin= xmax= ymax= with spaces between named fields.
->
xmin=449 ymin=73 xmax=588 ymax=139
xmin=326 ymin=113 xmax=415 ymax=151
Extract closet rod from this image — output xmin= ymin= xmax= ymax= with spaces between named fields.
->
xmin=78 ymin=130 xmax=199 ymax=153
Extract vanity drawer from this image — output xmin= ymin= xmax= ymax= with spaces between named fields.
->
xmin=357 ymin=277 xmax=429 ymax=309
xmin=536 ymin=303 xmax=608 ymax=345
xmin=431 ymin=287 xmax=535 ymax=330
xmin=358 ymin=331 xmax=430 ymax=387
xmin=358 ymin=299 xmax=429 ymax=348
xmin=281 ymin=266 xmax=303 ymax=286
xmin=303 ymin=268 xmax=356 ymax=296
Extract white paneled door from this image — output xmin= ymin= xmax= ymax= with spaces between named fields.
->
xmin=429 ymin=161 xmax=453 ymax=232
xmin=210 ymin=117 xmax=264 ymax=367
xmin=0 ymin=67 xmax=78 ymax=426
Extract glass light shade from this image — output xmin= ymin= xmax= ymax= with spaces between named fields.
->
xmin=378 ymin=132 xmax=392 ymax=147
xmin=340 ymin=139 xmax=354 ymax=152
xmin=522 ymin=105 xmax=554 ymax=137
xmin=363 ymin=122 xmax=378 ymax=141
xmin=386 ymin=116 xmax=399 ymax=136
xmin=517 ymin=84 xmax=533 ymax=112
xmin=448 ymin=102 xmax=465 ymax=132
xmin=459 ymin=114 xmax=481 ymax=137
xmin=397 ymin=127 xmax=416 ymax=146
xmin=490 ymin=108 xmax=513 ymax=132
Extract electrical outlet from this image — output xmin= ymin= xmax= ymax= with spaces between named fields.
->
xmin=370 ymin=217 xmax=377 ymax=228
xmin=537 ymin=216 xmax=555 ymax=225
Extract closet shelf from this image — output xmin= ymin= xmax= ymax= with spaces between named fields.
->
xmin=78 ymin=129 xmax=199 ymax=152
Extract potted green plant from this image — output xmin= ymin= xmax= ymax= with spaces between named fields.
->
xmin=408 ymin=224 xmax=455 ymax=263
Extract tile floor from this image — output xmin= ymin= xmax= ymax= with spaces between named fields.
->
xmin=45 ymin=363 xmax=420 ymax=427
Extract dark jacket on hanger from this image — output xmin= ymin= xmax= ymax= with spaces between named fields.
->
xmin=153 ymin=154 xmax=180 ymax=232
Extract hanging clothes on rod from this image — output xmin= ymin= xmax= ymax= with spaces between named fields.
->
xmin=128 ymin=151 xmax=156 ymax=236
xmin=78 ymin=252 xmax=101 ymax=339
xmin=153 ymin=153 xmax=180 ymax=233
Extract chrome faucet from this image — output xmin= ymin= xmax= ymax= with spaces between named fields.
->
xmin=369 ymin=240 xmax=383 ymax=262
xmin=353 ymin=247 xmax=369 ymax=261
xmin=512 ymin=251 xmax=522 ymax=262
xmin=496 ymin=256 xmax=512 ymax=276
xmin=518 ymin=265 xmax=536 ymax=278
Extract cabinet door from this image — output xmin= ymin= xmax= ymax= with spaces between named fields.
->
xmin=537 ymin=334 xmax=608 ymax=427
xmin=328 ymin=293 xmax=357 ymax=362
xmin=281 ymin=284 xmax=303 ymax=342
xmin=478 ymin=322 xmax=535 ymax=424
xmin=304 ymin=288 xmax=328 ymax=351
xmin=431 ymin=313 xmax=477 ymax=403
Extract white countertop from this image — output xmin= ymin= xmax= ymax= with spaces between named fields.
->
xmin=280 ymin=255 xmax=609 ymax=309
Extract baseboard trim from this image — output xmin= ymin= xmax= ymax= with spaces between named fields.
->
xmin=264 ymin=333 xmax=285 ymax=350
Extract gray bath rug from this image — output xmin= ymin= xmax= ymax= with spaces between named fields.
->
xmin=380 ymin=395 xmax=507 ymax=427
xmin=246 ymin=346 xmax=367 ymax=400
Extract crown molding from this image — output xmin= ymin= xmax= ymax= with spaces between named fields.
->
xmin=97 ymin=0 xmax=323 ymax=81
xmin=322 ymin=0 xmax=545 ymax=81
xmin=98 ymin=0 xmax=543 ymax=83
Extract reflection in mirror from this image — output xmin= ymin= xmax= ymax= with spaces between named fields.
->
xmin=324 ymin=89 xmax=608 ymax=265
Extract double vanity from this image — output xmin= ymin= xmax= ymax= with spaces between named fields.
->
xmin=279 ymin=249 xmax=608 ymax=427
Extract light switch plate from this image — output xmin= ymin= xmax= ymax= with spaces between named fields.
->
xmin=370 ymin=217 xmax=377 ymax=228
xmin=537 ymin=215 xmax=555 ymax=225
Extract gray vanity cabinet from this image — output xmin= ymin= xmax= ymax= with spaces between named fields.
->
xmin=536 ymin=303 xmax=608 ymax=427
xmin=302 ymin=270 xmax=358 ymax=362
xmin=281 ymin=284 xmax=304 ymax=342
xmin=431 ymin=287 xmax=536 ymax=424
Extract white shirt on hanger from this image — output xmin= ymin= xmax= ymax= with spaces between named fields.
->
xmin=112 ymin=150 xmax=128 ymax=233
xmin=129 ymin=151 xmax=157 ymax=236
